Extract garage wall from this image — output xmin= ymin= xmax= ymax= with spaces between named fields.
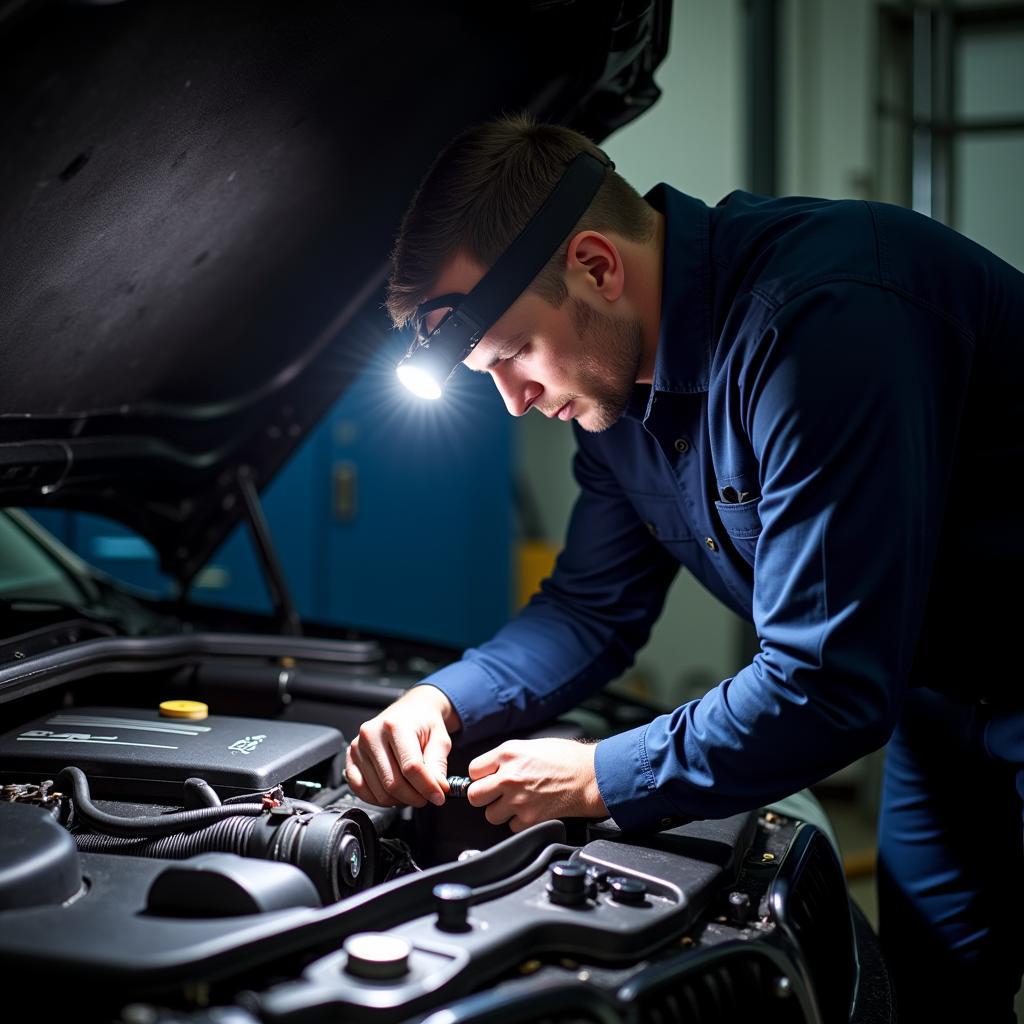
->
xmin=780 ymin=0 xmax=875 ymax=201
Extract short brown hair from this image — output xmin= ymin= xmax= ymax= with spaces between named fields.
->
xmin=386 ymin=114 xmax=656 ymax=329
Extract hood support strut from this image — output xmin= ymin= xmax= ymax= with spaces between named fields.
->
xmin=236 ymin=465 xmax=302 ymax=637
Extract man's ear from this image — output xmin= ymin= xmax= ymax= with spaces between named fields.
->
xmin=565 ymin=231 xmax=625 ymax=301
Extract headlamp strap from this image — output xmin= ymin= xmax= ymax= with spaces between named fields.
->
xmin=459 ymin=151 xmax=612 ymax=335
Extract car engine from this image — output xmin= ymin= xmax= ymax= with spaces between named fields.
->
xmin=0 ymin=694 xmax=889 ymax=1024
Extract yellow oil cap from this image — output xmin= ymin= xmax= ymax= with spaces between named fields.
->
xmin=159 ymin=700 xmax=209 ymax=720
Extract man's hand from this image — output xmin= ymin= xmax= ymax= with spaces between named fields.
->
xmin=345 ymin=685 xmax=460 ymax=808
xmin=466 ymin=737 xmax=609 ymax=833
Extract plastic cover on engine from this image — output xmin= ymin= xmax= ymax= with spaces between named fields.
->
xmin=0 ymin=707 xmax=343 ymax=797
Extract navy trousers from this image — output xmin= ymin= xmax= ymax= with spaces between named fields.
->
xmin=878 ymin=687 xmax=1024 ymax=1023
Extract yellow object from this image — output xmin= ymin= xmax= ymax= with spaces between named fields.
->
xmin=159 ymin=700 xmax=209 ymax=720
xmin=517 ymin=540 xmax=560 ymax=608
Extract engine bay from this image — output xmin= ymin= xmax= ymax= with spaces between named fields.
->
xmin=0 ymin=645 xmax=885 ymax=1024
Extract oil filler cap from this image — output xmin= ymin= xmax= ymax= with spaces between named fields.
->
xmin=343 ymin=933 xmax=412 ymax=980
xmin=159 ymin=700 xmax=209 ymax=720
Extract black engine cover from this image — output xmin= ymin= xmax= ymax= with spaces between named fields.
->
xmin=0 ymin=706 xmax=343 ymax=797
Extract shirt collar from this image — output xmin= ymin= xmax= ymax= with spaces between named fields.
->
xmin=625 ymin=184 xmax=712 ymax=420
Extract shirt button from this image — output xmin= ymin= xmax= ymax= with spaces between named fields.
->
xmin=673 ymin=438 xmax=690 ymax=454
xmin=645 ymin=521 xmax=659 ymax=537
xmin=705 ymin=537 xmax=718 ymax=552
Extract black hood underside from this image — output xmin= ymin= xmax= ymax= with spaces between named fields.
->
xmin=0 ymin=0 xmax=669 ymax=585
xmin=0 ymin=0 xmax=671 ymax=589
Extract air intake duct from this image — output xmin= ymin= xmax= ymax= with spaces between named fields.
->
xmin=62 ymin=766 xmax=377 ymax=903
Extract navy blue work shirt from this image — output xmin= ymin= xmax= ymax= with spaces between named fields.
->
xmin=426 ymin=184 xmax=1024 ymax=830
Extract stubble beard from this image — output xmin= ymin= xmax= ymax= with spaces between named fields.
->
xmin=567 ymin=298 xmax=645 ymax=433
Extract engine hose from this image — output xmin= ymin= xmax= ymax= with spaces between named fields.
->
xmin=57 ymin=766 xmax=263 ymax=838
xmin=74 ymin=815 xmax=255 ymax=858
xmin=183 ymin=777 xmax=222 ymax=808
xmin=72 ymin=804 xmax=379 ymax=903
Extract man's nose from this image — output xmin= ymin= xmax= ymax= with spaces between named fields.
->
xmin=491 ymin=367 xmax=542 ymax=417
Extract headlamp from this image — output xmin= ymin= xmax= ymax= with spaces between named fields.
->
xmin=396 ymin=150 xmax=613 ymax=398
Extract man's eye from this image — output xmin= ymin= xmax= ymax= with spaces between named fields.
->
xmin=507 ymin=343 xmax=528 ymax=362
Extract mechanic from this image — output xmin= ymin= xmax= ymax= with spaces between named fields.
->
xmin=345 ymin=115 xmax=1024 ymax=1022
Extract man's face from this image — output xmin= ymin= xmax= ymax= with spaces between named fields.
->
xmin=422 ymin=252 xmax=644 ymax=433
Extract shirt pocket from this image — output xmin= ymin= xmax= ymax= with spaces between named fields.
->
xmin=714 ymin=496 xmax=763 ymax=566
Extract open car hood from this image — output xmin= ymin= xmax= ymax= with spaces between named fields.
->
xmin=0 ymin=0 xmax=669 ymax=586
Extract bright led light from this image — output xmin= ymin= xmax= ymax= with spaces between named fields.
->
xmin=397 ymin=363 xmax=443 ymax=400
